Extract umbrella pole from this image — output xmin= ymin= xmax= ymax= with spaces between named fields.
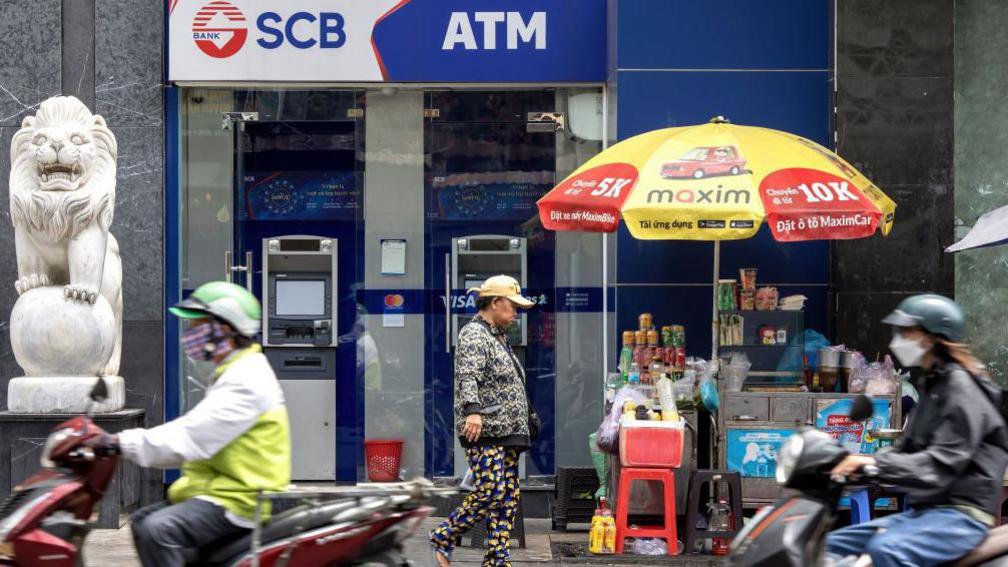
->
xmin=712 ymin=240 xmax=720 ymax=365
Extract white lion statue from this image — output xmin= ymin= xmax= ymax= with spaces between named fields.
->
xmin=8 ymin=96 xmax=123 ymax=378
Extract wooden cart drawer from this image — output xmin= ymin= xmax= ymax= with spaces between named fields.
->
xmin=772 ymin=397 xmax=809 ymax=424
xmin=725 ymin=396 xmax=770 ymax=422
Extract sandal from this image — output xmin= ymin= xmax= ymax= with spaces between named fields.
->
xmin=429 ymin=530 xmax=452 ymax=566
xmin=431 ymin=545 xmax=452 ymax=566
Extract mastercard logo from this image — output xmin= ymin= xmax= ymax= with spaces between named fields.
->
xmin=384 ymin=294 xmax=405 ymax=308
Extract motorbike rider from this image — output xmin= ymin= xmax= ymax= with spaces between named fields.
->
xmin=827 ymin=294 xmax=1008 ymax=567
xmin=84 ymin=281 xmax=291 ymax=566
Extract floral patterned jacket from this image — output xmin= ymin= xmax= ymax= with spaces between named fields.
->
xmin=454 ymin=315 xmax=530 ymax=448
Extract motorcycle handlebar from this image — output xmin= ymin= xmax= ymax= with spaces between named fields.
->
xmin=830 ymin=463 xmax=880 ymax=485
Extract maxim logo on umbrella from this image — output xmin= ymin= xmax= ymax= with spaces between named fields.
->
xmin=646 ymin=186 xmax=752 ymax=205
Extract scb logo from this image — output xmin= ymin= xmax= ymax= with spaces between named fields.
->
xmin=256 ymin=11 xmax=346 ymax=49
xmin=191 ymin=2 xmax=346 ymax=58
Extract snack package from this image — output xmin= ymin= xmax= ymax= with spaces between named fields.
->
xmin=755 ymin=287 xmax=779 ymax=310
xmin=739 ymin=268 xmax=757 ymax=290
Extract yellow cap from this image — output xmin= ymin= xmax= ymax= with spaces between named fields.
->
xmin=468 ymin=275 xmax=535 ymax=308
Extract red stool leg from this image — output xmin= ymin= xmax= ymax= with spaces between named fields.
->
xmin=663 ymin=470 xmax=678 ymax=555
xmin=615 ymin=468 xmax=632 ymax=554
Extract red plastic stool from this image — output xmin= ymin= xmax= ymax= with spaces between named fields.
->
xmin=614 ymin=467 xmax=678 ymax=555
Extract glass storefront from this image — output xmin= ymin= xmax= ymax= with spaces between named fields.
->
xmin=176 ymin=86 xmax=605 ymax=481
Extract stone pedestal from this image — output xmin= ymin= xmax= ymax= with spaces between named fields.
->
xmin=7 ymin=376 xmax=125 ymax=413
xmin=0 ymin=409 xmax=145 ymax=529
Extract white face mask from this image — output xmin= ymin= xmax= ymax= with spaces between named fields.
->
xmin=889 ymin=333 xmax=927 ymax=368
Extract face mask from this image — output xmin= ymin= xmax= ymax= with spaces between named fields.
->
xmin=889 ymin=333 xmax=927 ymax=368
xmin=182 ymin=322 xmax=234 ymax=361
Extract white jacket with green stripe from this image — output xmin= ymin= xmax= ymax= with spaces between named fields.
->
xmin=118 ymin=346 xmax=291 ymax=523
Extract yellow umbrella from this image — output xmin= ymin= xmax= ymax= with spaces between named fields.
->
xmin=537 ymin=117 xmax=896 ymax=360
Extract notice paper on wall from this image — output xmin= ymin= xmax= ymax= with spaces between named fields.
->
xmin=381 ymin=239 xmax=407 ymax=275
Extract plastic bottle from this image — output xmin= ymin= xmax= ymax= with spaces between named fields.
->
xmin=589 ymin=501 xmax=605 ymax=554
xmin=648 ymin=352 xmax=665 ymax=387
xmin=599 ymin=497 xmax=616 ymax=554
xmin=628 ymin=361 xmax=641 ymax=385
xmin=623 ymin=400 xmax=637 ymax=420
xmin=710 ymin=497 xmax=732 ymax=556
xmin=635 ymin=404 xmax=649 ymax=421
xmin=618 ymin=331 xmax=635 ymax=380
xmin=656 ymin=374 xmax=679 ymax=422
xmin=633 ymin=331 xmax=649 ymax=372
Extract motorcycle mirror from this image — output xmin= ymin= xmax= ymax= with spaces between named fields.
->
xmin=850 ymin=394 xmax=874 ymax=422
xmin=89 ymin=377 xmax=109 ymax=403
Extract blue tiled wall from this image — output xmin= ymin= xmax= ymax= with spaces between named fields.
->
xmin=611 ymin=0 xmax=833 ymax=361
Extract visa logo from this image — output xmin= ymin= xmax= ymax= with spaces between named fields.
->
xmin=443 ymin=295 xmax=478 ymax=310
xmin=442 ymin=12 xmax=546 ymax=51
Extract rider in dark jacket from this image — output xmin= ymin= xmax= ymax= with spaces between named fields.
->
xmin=827 ymin=294 xmax=1008 ymax=567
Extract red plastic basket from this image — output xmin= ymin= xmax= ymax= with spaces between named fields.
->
xmin=618 ymin=421 xmax=684 ymax=468
xmin=364 ymin=439 xmax=404 ymax=482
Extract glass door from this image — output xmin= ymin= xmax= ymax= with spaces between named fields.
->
xmin=179 ymin=88 xmax=366 ymax=482
xmin=423 ymin=91 xmax=559 ymax=478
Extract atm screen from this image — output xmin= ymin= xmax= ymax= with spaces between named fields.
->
xmin=275 ymin=280 xmax=326 ymax=316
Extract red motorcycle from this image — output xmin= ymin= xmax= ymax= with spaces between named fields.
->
xmin=0 ymin=380 xmax=447 ymax=566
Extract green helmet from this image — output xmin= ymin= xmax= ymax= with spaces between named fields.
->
xmin=881 ymin=294 xmax=965 ymax=342
xmin=169 ymin=281 xmax=261 ymax=338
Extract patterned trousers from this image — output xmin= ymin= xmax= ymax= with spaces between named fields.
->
xmin=430 ymin=445 xmax=521 ymax=567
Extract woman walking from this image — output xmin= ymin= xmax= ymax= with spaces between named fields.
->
xmin=430 ymin=275 xmax=539 ymax=567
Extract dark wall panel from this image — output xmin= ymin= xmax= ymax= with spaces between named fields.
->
xmin=835 ymin=0 xmax=955 ymax=355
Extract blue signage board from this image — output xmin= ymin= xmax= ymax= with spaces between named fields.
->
xmin=726 ymin=428 xmax=795 ymax=479
xmin=814 ymin=398 xmax=892 ymax=455
xmin=242 ymin=171 xmax=359 ymax=221
xmin=169 ymin=0 xmax=606 ymax=83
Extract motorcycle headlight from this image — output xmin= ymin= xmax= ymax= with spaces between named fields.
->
xmin=39 ymin=428 xmax=76 ymax=468
xmin=775 ymin=434 xmax=805 ymax=485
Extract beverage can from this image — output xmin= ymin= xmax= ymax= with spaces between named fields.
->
xmin=646 ymin=329 xmax=659 ymax=347
xmin=638 ymin=312 xmax=653 ymax=331
xmin=661 ymin=326 xmax=674 ymax=347
xmin=671 ymin=325 xmax=686 ymax=347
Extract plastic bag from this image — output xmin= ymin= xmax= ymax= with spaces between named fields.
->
xmin=777 ymin=329 xmax=831 ymax=374
xmin=720 ymin=352 xmax=751 ymax=392
xmin=864 ymin=355 xmax=898 ymax=396
xmin=588 ymin=432 xmax=608 ymax=500
xmin=595 ymin=386 xmax=647 ymax=455
xmin=846 ymin=352 xmax=870 ymax=393
xmin=633 ymin=537 xmax=668 ymax=555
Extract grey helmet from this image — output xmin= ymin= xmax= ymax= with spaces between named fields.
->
xmin=881 ymin=294 xmax=965 ymax=342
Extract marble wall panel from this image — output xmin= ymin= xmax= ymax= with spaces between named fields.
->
xmin=112 ymin=126 xmax=164 ymax=322
xmin=95 ymin=0 xmax=163 ymax=127
xmin=834 ymin=0 xmax=955 ymax=362
xmin=837 ymin=0 xmax=953 ymax=78
xmin=0 ymin=0 xmax=61 ymax=127
xmin=954 ymin=0 xmax=1008 ymax=382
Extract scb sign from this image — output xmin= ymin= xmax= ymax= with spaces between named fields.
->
xmin=170 ymin=0 xmax=606 ymax=82
xmin=256 ymin=11 xmax=346 ymax=49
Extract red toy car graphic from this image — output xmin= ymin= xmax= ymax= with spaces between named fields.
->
xmin=661 ymin=146 xmax=747 ymax=179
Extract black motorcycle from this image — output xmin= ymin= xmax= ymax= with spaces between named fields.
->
xmin=728 ymin=394 xmax=1008 ymax=567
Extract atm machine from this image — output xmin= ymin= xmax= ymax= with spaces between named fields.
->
xmin=261 ymin=235 xmax=337 ymax=480
xmin=450 ymin=235 xmax=528 ymax=476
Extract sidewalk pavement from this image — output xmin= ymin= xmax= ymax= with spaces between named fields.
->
xmin=83 ymin=518 xmax=727 ymax=566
